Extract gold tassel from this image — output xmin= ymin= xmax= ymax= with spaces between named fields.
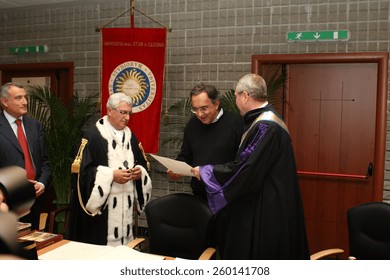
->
xmin=71 ymin=138 xmax=88 ymax=174
xmin=71 ymin=138 xmax=96 ymax=217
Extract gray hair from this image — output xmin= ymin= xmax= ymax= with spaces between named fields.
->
xmin=235 ymin=74 xmax=267 ymax=101
xmin=1 ymin=82 xmax=24 ymax=99
xmin=106 ymin=93 xmax=133 ymax=109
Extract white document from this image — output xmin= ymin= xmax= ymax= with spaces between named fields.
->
xmin=149 ymin=154 xmax=194 ymax=177
xmin=94 ymin=245 xmax=164 ymax=260
xmin=39 ymin=241 xmax=165 ymax=260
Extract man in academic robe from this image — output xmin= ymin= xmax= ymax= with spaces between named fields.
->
xmin=68 ymin=93 xmax=152 ymax=246
xmin=192 ymin=74 xmax=310 ymax=260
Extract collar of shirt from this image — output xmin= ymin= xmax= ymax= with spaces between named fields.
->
xmin=259 ymin=101 xmax=269 ymax=108
xmin=109 ymin=122 xmax=124 ymax=139
xmin=3 ymin=110 xmax=23 ymax=136
xmin=212 ymin=108 xmax=224 ymax=123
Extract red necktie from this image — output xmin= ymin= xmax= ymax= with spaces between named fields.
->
xmin=15 ymin=119 xmax=35 ymax=180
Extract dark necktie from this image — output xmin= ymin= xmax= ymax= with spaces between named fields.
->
xmin=15 ymin=119 xmax=35 ymax=180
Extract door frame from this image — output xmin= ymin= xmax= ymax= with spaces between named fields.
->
xmin=252 ymin=52 xmax=388 ymax=201
xmin=0 ymin=62 xmax=74 ymax=108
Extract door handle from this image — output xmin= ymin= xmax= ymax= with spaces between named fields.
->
xmin=367 ymin=162 xmax=373 ymax=177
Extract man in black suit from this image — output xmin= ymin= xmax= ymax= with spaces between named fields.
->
xmin=0 ymin=82 xmax=51 ymax=229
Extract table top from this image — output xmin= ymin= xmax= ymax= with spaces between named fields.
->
xmin=37 ymin=239 xmax=173 ymax=260
xmin=37 ymin=239 xmax=70 ymax=256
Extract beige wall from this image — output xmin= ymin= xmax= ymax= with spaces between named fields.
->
xmin=0 ymin=1 xmax=389 ymax=226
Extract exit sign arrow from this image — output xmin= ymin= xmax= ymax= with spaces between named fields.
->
xmin=287 ymin=30 xmax=350 ymax=42
xmin=9 ymin=45 xmax=48 ymax=55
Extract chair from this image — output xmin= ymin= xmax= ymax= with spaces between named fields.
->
xmin=347 ymin=201 xmax=390 ymax=260
xmin=128 ymin=193 xmax=216 ymax=260
xmin=310 ymin=248 xmax=344 ymax=260
xmin=47 ymin=206 xmax=70 ymax=234
xmin=39 ymin=213 xmax=48 ymax=231
xmin=38 ymin=205 xmax=70 ymax=235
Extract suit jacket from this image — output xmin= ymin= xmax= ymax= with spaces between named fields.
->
xmin=0 ymin=112 xmax=51 ymax=228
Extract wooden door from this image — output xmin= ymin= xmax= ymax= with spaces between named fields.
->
xmin=0 ymin=62 xmax=74 ymax=108
xmin=252 ymin=53 xmax=388 ymax=258
xmin=288 ymin=63 xmax=376 ymax=255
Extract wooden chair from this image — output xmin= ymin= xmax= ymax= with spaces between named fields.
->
xmin=47 ymin=206 xmax=70 ymax=234
xmin=128 ymin=193 xmax=216 ymax=260
xmin=38 ymin=205 xmax=70 ymax=234
xmin=39 ymin=212 xmax=48 ymax=231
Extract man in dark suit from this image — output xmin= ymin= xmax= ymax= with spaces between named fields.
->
xmin=0 ymin=82 xmax=51 ymax=230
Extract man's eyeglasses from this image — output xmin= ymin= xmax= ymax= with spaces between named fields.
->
xmin=191 ymin=106 xmax=209 ymax=114
xmin=113 ymin=108 xmax=132 ymax=116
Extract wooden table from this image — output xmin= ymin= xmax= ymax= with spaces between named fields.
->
xmin=37 ymin=239 xmax=70 ymax=256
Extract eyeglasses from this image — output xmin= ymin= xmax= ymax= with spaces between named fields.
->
xmin=113 ymin=108 xmax=132 ymax=116
xmin=191 ymin=106 xmax=209 ymax=114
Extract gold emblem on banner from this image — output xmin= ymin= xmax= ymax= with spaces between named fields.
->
xmin=108 ymin=61 xmax=156 ymax=113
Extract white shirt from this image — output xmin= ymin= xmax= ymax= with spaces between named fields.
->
xmin=3 ymin=110 xmax=25 ymax=137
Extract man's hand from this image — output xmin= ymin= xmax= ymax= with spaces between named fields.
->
xmin=29 ymin=180 xmax=45 ymax=198
xmin=191 ymin=166 xmax=200 ymax=180
xmin=128 ymin=167 xmax=141 ymax=181
xmin=167 ymin=169 xmax=183 ymax=180
xmin=0 ymin=190 xmax=9 ymax=212
xmin=113 ymin=167 xmax=141 ymax=184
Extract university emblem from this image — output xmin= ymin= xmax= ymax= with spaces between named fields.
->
xmin=108 ymin=61 xmax=156 ymax=113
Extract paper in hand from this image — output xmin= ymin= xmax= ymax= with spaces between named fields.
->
xmin=149 ymin=154 xmax=194 ymax=177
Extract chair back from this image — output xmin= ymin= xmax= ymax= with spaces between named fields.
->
xmin=145 ymin=193 xmax=213 ymax=259
xmin=347 ymin=201 xmax=390 ymax=260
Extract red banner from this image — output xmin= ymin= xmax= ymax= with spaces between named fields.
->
xmin=101 ymin=28 xmax=166 ymax=153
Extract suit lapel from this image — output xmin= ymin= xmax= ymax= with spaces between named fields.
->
xmin=0 ymin=113 xmax=23 ymax=152
xmin=22 ymin=117 xmax=34 ymax=151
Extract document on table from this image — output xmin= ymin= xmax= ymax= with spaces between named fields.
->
xmin=39 ymin=241 xmax=165 ymax=260
xmin=149 ymin=154 xmax=194 ymax=177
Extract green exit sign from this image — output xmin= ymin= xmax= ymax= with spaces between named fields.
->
xmin=10 ymin=45 xmax=48 ymax=55
xmin=287 ymin=30 xmax=350 ymax=42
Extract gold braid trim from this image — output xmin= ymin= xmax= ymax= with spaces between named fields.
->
xmin=71 ymin=138 xmax=88 ymax=174
xmin=71 ymin=138 xmax=96 ymax=217
xmin=138 ymin=142 xmax=150 ymax=172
